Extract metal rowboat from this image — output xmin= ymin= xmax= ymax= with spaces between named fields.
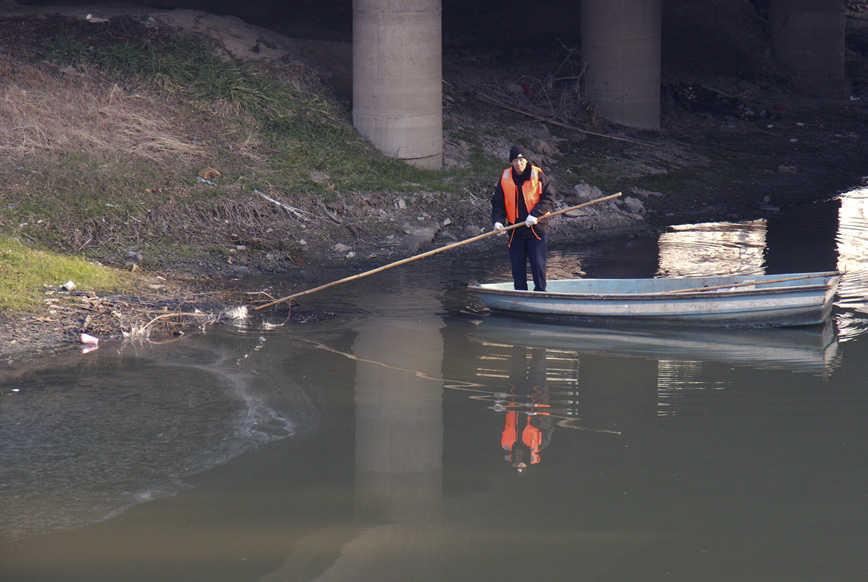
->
xmin=467 ymin=271 xmax=841 ymax=327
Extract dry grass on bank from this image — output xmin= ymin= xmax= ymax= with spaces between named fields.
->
xmin=0 ymin=57 xmax=215 ymax=163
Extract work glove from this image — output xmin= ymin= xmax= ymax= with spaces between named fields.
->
xmin=494 ymin=222 xmax=504 ymax=231
xmin=524 ymin=215 xmax=538 ymax=227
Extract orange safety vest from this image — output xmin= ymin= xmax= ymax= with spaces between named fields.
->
xmin=500 ymin=165 xmax=545 ymax=224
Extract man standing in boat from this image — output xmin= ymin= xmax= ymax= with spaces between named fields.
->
xmin=491 ymin=145 xmax=557 ymax=291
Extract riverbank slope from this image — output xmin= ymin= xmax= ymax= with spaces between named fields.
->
xmin=2 ymin=2 xmax=868 ymax=358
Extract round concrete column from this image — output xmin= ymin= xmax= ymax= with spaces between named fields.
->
xmin=353 ymin=0 xmax=442 ymax=169
xmin=769 ymin=0 xmax=848 ymax=99
xmin=580 ymin=0 xmax=662 ymax=129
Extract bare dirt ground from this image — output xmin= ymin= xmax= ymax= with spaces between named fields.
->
xmin=2 ymin=1 xmax=868 ymax=359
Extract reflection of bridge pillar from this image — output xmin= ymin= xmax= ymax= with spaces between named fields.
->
xmin=259 ymin=294 xmax=444 ymax=582
xmin=307 ymin=296 xmax=444 ymax=581
xmin=580 ymin=0 xmax=661 ymax=129
xmin=353 ymin=308 xmax=444 ymax=517
xmin=353 ymin=0 xmax=443 ymax=168
xmin=769 ymin=0 xmax=849 ymax=98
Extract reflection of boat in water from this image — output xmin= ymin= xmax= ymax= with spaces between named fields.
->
xmin=468 ymin=271 xmax=841 ymax=327
xmin=471 ymin=315 xmax=841 ymax=373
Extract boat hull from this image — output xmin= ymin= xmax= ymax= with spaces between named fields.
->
xmin=467 ymin=272 xmax=841 ymax=327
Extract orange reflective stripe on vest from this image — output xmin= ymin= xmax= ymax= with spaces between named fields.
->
xmin=500 ymin=165 xmax=543 ymax=224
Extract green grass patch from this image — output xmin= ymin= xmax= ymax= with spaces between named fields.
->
xmin=0 ymin=235 xmax=125 ymax=310
xmin=43 ymin=35 xmax=91 ymax=65
xmin=5 ymin=154 xmax=168 ymax=226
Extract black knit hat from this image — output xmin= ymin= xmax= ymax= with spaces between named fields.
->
xmin=509 ymin=145 xmax=530 ymax=162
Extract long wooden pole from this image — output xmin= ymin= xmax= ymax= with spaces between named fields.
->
xmin=254 ymin=192 xmax=622 ymax=310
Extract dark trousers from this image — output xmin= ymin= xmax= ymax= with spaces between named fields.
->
xmin=509 ymin=233 xmax=547 ymax=291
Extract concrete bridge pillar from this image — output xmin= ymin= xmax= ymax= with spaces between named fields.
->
xmin=580 ymin=0 xmax=662 ymax=129
xmin=769 ymin=0 xmax=849 ymax=99
xmin=353 ymin=0 xmax=443 ymax=169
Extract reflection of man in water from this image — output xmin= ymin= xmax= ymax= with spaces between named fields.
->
xmin=499 ymin=347 xmax=555 ymax=474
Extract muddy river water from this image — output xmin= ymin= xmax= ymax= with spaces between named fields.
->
xmin=2 ymin=188 xmax=868 ymax=581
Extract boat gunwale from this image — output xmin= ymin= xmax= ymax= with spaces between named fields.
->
xmin=468 ymin=273 xmax=841 ymax=302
